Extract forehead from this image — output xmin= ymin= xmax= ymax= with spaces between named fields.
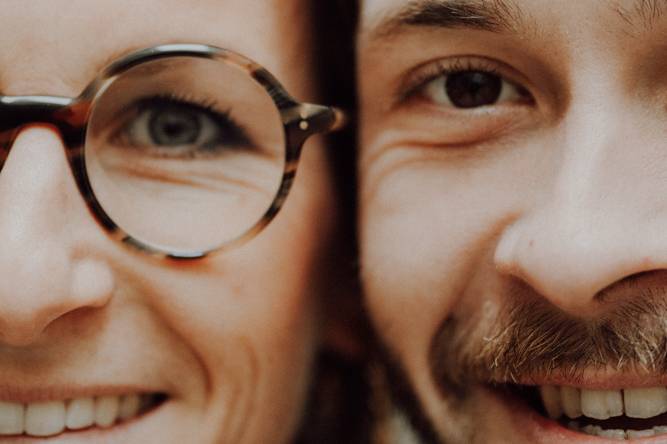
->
xmin=0 ymin=0 xmax=307 ymax=95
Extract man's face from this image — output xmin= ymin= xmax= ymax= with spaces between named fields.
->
xmin=0 ymin=1 xmax=334 ymax=443
xmin=358 ymin=0 xmax=667 ymax=442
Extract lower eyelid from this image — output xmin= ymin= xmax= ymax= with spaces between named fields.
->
xmin=381 ymin=98 xmax=539 ymax=151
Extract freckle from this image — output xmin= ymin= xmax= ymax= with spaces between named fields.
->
xmin=529 ymin=239 xmax=534 ymax=247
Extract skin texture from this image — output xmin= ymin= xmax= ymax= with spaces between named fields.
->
xmin=0 ymin=1 xmax=335 ymax=443
xmin=358 ymin=0 xmax=667 ymax=442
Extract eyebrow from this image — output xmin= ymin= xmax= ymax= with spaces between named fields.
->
xmin=614 ymin=0 xmax=667 ymax=30
xmin=364 ymin=0 xmax=667 ymax=44
xmin=366 ymin=0 xmax=527 ymax=42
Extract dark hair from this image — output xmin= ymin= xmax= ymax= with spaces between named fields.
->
xmin=293 ymin=2 xmax=371 ymax=443
xmin=313 ymin=0 xmax=359 ymax=222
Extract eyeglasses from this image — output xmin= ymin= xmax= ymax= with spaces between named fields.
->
xmin=0 ymin=43 xmax=345 ymax=259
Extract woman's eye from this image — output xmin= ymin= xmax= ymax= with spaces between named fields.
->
xmin=118 ymin=98 xmax=254 ymax=156
xmin=423 ymin=70 xmax=526 ymax=109
xmin=148 ymin=105 xmax=204 ymax=146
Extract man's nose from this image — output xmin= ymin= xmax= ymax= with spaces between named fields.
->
xmin=0 ymin=126 xmax=113 ymax=346
xmin=494 ymin=96 xmax=667 ymax=315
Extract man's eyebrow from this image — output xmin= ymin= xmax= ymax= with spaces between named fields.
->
xmin=614 ymin=0 xmax=667 ymax=31
xmin=365 ymin=0 xmax=527 ymax=42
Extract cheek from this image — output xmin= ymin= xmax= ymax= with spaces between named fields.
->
xmin=141 ymin=246 xmax=320 ymax=442
xmin=361 ymin=170 xmax=476 ymax=369
xmin=126 ymin=149 xmax=332 ymax=442
xmin=359 ymin=144 xmax=546 ymax=371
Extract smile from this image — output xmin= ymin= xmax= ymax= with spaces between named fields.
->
xmin=500 ymin=379 xmax=667 ymax=441
xmin=0 ymin=392 xmax=166 ymax=438
xmin=538 ymin=385 xmax=667 ymax=439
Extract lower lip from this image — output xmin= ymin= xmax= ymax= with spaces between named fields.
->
xmin=0 ymin=398 xmax=171 ymax=444
xmin=494 ymin=388 xmax=667 ymax=444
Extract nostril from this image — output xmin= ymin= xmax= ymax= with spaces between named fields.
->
xmin=0 ymin=313 xmax=56 ymax=347
xmin=604 ymin=270 xmax=663 ymax=288
xmin=491 ymin=211 xmax=665 ymax=315
xmin=594 ymin=269 xmax=667 ymax=304
xmin=0 ymin=242 xmax=78 ymax=347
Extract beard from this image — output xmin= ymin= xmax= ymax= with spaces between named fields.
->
xmin=372 ymin=272 xmax=667 ymax=444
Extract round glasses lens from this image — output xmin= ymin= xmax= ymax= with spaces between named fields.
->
xmin=85 ymin=55 xmax=286 ymax=253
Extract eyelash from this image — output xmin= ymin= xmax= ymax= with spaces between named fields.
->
xmin=397 ymin=56 xmax=529 ymax=105
xmin=112 ymin=93 xmax=255 ymax=153
xmin=134 ymin=93 xmax=234 ymax=133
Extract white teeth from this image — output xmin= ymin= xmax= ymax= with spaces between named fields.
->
xmin=541 ymin=385 xmax=667 ymax=439
xmin=0 ymin=401 xmax=23 ymax=434
xmin=575 ymin=422 xmax=667 ymax=439
xmin=560 ymin=386 xmax=582 ymax=418
xmin=0 ymin=393 xmax=150 ymax=436
xmin=624 ymin=387 xmax=667 ymax=419
xmin=95 ymin=396 xmax=120 ymax=428
xmin=627 ymin=429 xmax=656 ymax=439
xmin=119 ymin=394 xmax=141 ymax=421
xmin=582 ymin=424 xmax=602 ymax=435
xmin=541 ymin=385 xmax=667 ymax=420
xmin=25 ymin=401 xmax=66 ymax=437
xmin=66 ymin=397 xmax=95 ymax=430
xmin=598 ymin=429 xmax=626 ymax=440
xmin=580 ymin=389 xmax=623 ymax=420
xmin=539 ymin=386 xmax=562 ymax=419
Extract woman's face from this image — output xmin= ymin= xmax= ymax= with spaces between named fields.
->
xmin=0 ymin=1 xmax=335 ymax=443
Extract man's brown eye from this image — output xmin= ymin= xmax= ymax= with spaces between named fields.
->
xmin=422 ymin=69 xmax=525 ymax=109
xmin=446 ymin=71 xmax=502 ymax=108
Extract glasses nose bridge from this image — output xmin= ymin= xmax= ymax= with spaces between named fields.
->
xmin=0 ymin=95 xmax=86 ymax=148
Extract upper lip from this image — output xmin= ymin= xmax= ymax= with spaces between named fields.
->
xmin=503 ymin=371 xmax=667 ymax=390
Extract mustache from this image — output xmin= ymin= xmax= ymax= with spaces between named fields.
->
xmin=429 ymin=279 xmax=667 ymax=398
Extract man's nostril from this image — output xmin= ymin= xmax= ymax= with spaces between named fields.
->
xmin=594 ymin=269 xmax=667 ymax=303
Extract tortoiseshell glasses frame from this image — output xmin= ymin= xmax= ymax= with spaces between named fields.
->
xmin=0 ymin=43 xmax=345 ymax=260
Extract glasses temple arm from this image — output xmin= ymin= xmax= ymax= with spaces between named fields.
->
xmin=327 ymin=106 xmax=348 ymax=133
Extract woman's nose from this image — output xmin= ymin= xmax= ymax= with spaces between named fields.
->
xmin=0 ymin=126 xmax=114 ymax=346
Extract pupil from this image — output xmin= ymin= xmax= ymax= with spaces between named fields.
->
xmin=445 ymin=71 xmax=502 ymax=108
xmin=149 ymin=107 xmax=201 ymax=145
